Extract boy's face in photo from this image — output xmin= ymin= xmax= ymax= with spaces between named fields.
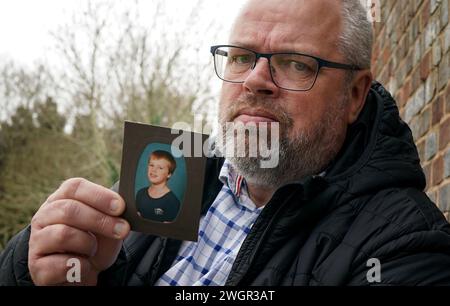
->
xmin=148 ymin=156 xmax=172 ymax=185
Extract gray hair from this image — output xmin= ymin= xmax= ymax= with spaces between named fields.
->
xmin=339 ymin=0 xmax=373 ymax=69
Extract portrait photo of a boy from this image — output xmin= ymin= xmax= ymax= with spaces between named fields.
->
xmin=117 ymin=122 xmax=205 ymax=241
xmin=136 ymin=149 xmax=182 ymax=223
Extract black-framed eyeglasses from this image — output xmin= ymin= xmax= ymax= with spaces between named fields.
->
xmin=210 ymin=45 xmax=361 ymax=91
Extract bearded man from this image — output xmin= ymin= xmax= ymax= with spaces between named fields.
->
xmin=1 ymin=0 xmax=450 ymax=286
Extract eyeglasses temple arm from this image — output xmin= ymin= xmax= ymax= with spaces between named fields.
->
xmin=319 ymin=58 xmax=361 ymax=71
xmin=210 ymin=46 xmax=228 ymax=57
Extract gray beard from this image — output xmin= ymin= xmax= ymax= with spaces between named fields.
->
xmin=216 ymin=93 xmax=349 ymax=189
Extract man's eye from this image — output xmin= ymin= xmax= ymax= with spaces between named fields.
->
xmin=231 ymin=55 xmax=252 ymax=64
xmin=290 ymin=61 xmax=310 ymax=72
xmin=282 ymin=59 xmax=316 ymax=77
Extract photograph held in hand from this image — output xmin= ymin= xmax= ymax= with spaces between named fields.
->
xmin=119 ymin=121 xmax=207 ymax=242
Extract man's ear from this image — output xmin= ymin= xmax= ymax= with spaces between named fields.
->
xmin=346 ymin=70 xmax=373 ymax=124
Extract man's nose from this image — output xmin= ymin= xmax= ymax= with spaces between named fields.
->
xmin=242 ymin=58 xmax=280 ymax=97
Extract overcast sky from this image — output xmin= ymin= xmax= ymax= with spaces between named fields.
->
xmin=0 ymin=0 xmax=244 ymax=67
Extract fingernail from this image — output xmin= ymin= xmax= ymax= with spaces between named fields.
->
xmin=110 ymin=199 xmax=120 ymax=213
xmin=113 ymin=222 xmax=126 ymax=237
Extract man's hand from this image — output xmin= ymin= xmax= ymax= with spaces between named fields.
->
xmin=28 ymin=178 xmax=130 ymax=286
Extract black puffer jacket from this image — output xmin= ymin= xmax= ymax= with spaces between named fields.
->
xmin=1 ymin=82 xmax=450 ymax=286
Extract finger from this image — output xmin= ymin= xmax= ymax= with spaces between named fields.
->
xmin=33 ymin=199 xmax=130 ymax=239
xmin=46 ymin=178 xmax=125 ymax=217
xmin=30 ymin=224 xmax=97 ymax=257
xmin=89 ymin=234 xmax=125 ymax=272
xmin=29 ymin=254 xmax=96 ymax=286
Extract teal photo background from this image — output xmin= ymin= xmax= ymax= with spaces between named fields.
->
xmin=134 ymin=143 xmax=186 ymax=203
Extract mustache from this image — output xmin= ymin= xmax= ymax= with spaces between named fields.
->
xmin=219 ymin=93 xmax=293 ymax=128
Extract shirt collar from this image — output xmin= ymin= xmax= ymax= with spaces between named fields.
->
xmin=219 ymin=160 xmax=246 ymax=199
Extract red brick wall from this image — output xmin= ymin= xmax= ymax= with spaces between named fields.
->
xmin=371 ymin=0 xmax=450 ymax=220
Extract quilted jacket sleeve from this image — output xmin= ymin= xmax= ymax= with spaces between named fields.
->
xmin=0 ymin=226 xmax=34 ymax=286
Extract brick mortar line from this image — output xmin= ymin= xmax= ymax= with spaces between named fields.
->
xmin=373 ymin=0 xmax=425 ymax=44
xmin=375 ymin=26 xmax=449 ymax=85
xmin=426 ymin=178 xmax=450 ymax=193
xmin=410 ymin=112 xmax=450 ymax=145
xmin=373 ymin=1 xmax=449 ymax=82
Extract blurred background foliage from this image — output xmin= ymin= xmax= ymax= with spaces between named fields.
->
xmin=0 ymin=0 xmax=219 ymax=250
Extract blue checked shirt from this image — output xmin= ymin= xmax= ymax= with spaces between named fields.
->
xmin=155 ymin=160 xmax=264 ymax=286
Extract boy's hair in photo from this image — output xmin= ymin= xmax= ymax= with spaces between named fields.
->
xmin=148 ymin=150 xmax=177 ymax=175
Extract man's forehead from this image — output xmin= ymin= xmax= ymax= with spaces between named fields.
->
xmin=238 ymin=0 xmax=342 ymax=18
xmin=229 ymin=24 xmax=322 ymax=56
xmin=230 ymin=0 xmax=343 ymax=54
